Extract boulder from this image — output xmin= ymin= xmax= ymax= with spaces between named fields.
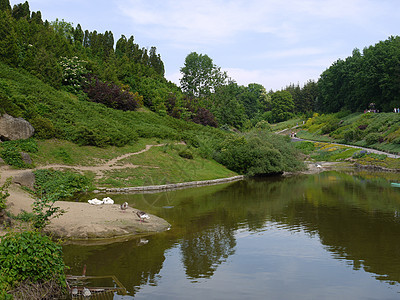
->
xmin=13 ymin=171 xmax=36 ymax=190
xmin=21 ymin=152 xmax=33 ymax=165
xmin=0 ymin=114 xmax=34 ymax=140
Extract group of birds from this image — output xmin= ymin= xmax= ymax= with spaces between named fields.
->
xmin=87 ymin=198 xmax=150 ymax=222
xmin=88 ymin=197 xmax=114 ymax=205
xmin=120 ymin=201 xmax=150 ymax=222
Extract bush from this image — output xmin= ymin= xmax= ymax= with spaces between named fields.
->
xmin=213 ymin=131 xmax=303 ymax=176
xmin=29 ymin=116 xmax=56 ymax=139
xmin=83 ymin=75 xmax=141 ymax=111
xmin=178 ymin=148 xmax=194 ymax=159
xmin=352 ymin=150 xmax=367 ymax=159
xmin=0 ymin=177 xmax=11 ymax=211
xmin=33 ymin=169 xmax=91 ymax=200
xmin=0 ymin=230 xmax=66 ymax=292
xmin=294 ymin=141 xmax=315 ymax=154
xmin=365 ymin=132 xmax=381 ymax=145
xmin=0 ymin=146 xmax=28 ymax=168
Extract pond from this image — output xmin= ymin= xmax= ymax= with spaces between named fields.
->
xmin=63 ymin=170 xmax=400 ymax=299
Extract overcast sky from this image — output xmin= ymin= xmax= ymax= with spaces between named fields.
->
xmin=10 ymin=0 xmax=400 ymax=91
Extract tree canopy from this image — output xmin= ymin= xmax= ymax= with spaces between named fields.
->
xmin=180 ymin=52 xmax=228 ymax=98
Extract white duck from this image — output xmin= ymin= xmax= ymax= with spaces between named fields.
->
xmin=88 ymin=198 xmax=103 ymax=205
xmin=102 ymin=197 xmax=114 ymax=204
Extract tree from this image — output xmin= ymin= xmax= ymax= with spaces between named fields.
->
xmin=180 ymin=52 xmax=228 ymax=97
xmin=0 ymin=11 xmax=18 ymax=66
xmin=0 ymin=0 xmax=11 ymax=13
xmin=11 ymin=1 xmax=29 ymax=20
xmin=271 ymin=90 xmax=294 ymax=123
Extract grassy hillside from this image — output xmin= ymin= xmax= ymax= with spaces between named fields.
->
xmin=0 ymin=62 xmax=304 ymax=187
xmin=296 ymin=111 xmax=400 ymax=155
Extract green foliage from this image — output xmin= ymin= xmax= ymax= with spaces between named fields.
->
xmin=317 ymin=36 xmax=400 ymax=113
xmin=271 ymin=90 xmax=294 ymax=123
xmin=0 ymin=139 xmax=37 ymax=168
xmin=255 ymin=120 xmax=271 ymax=131
xmin=214 ymin=131 xmax=303 ymax=176
xmin=365 ymin=132 xmax=381 ymax=145
xmin=178 ymin=148 xmax=194 ymax=159
xmin=293 ymin=141 xmax=315 ymax=154
xmin=59 ymin=56 xmax=89 ymax=93
xmin=32 ymin=194 xmax=65 ymax=229
xmin=180 ymin=52 xmax=228 ymax=97
xmin=0 ymin=177 xmax=11 ymax=211
xmin=33 ymin=169 xmax=90 ymax=200
xmin=352 ymin=150 xmax=367 ymax=159
xmin=0 ymin=145 xmax=27 ymax=168
xmin=0 ymin=230 xmax=66 ymax=289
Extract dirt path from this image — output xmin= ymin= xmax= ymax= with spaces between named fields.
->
xmin=0 ymin=144 xmax=172 ymax=241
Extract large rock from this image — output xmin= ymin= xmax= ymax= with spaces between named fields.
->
xmin=0 ymin=114 xmax=34 ymax=140
xmin=21 ymin=152 xmax=33 ymax=165
xmin=13 ymin=171 xmax=36 ymax=189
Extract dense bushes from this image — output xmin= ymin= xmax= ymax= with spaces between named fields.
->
xmin=83 ymin=75 xmax=142 ymax=111
xmin=213 ymin=131 xmax=303 ymax=176
xmin=33 ymin=169 xmax=91 ymax=200
xmin=0 ymin=230 xmax=66 ymax=297
xmin=0 ymin=138 xmax=38 ymax=168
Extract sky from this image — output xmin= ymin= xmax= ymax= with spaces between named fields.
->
xmin=10 ymin=0 xmax=400 ymax=91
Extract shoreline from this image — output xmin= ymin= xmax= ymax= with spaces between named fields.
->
xmin=0 ymin=173 xmax=244 ymax=241
xmin=94 ymin=175 xmax=245 ymax=194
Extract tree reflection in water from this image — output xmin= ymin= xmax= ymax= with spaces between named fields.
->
xmin=181 ymin=224 xmax=236 ymax=280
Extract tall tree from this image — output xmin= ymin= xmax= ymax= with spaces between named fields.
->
xmin=12 ymin=1 xmax=30 ymax=20
xmin=180 ymin=52 xmax=228 ymax=97
xmin=271 ymin=90 xmax=294 ymax=122
xmin=0 ymin=0 xmax=11 ymax=13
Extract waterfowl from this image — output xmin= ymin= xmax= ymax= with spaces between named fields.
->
xmin=88 ymin=198 xmax=103 ymax=205
xmin=136 ymin=211 xmax=150 ymax=222
xmin=120 ymin=202 xmax=129 ymax=210
xmin=102 ymin=197 xmax=114 ymax=204
xmin=82 ymin=287 xmax=91 ymax=297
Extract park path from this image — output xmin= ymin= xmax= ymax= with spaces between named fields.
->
xmin=0 ymin=143 xmax=167 ymax=184
xmin=277 ymin=125 xmax=400 ymax=159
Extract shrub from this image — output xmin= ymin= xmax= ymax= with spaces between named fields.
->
xmin=0 ymin=145 xmax=28 ymax=168
xmin=33 ymin=169 xmax=91 ymax=200
xmin=0 ymin=177 xmax=11 ymax=211
xmin=294 ymin=141 xmax=315 ymax=154
xmin=213 ymin=131 xmax=303 ymax=176
xmin=365 ymin=132 xmax=381 ymax=145
xmin=255 ymin=120 xmax=272 ymax=131
xmin=0 ymin=230 xmax=66 ymax=291
xmin=83 ymin=75 xmax=141 ymax=111
xmin=352 ymin=150 xmax=367 ymax=159
xmin=29 ymin=116 xmax=56 ymax=139
xmin=178 ymin=148 xmax=194 ymax=159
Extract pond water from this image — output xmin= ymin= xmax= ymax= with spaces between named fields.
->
xmin=63 ymin=170 xmax=400 ymax=299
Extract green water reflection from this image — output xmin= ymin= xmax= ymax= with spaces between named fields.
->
xmin=63 ymin=170 xmax=400 ymax=299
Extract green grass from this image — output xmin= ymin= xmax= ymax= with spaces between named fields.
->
xmin=96 ymin=145 xmax=237 ymax=187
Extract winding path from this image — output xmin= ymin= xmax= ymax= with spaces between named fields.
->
xmin=0 ymin=143 xmax=166 ymax=184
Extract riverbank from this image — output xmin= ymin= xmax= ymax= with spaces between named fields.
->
xmin=0 ymin=167 xmax=243 ymax=240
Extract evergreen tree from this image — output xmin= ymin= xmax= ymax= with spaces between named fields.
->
xmin=0 ymin=0 xmax=11 ymax=13
xmin=12 ymin=1 xmax=30 ymax=20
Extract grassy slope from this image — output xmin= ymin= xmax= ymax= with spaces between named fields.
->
xmin=0 ymin=62 xmax=237 ymax=187
xmin=296 ymin=112 xmax=400 ymax=154
xmin=286 ymin=112 xmax=400 ymax=169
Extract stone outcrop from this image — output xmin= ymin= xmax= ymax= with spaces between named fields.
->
xmin=0 ymin=114 xmax=34 ymax=140
xmin=13 ymin=171 xmax=36 ymax=190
